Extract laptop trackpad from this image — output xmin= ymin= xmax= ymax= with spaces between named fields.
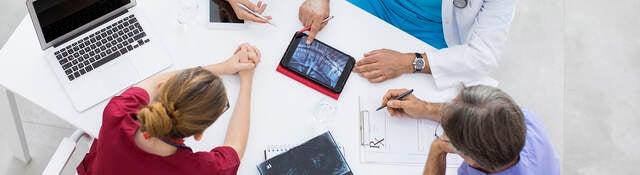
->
xmin=101 ymin=59 xmax=139 ymax=90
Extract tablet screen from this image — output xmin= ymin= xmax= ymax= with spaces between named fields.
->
xmin=209 ymin=0 xmax=244 ymax=23
xmin=289 ymin=35 xmax=350 ymax=88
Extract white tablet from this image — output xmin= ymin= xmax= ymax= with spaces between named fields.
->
xmin=208 ymin=0 xmax=247 ymax=29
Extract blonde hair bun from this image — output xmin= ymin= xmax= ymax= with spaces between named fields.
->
xmin=138 ymin=102 xmax=174 ymax=137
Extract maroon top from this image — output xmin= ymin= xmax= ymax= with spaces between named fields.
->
xmin=77 ymin=87 xmax=240 ymax=175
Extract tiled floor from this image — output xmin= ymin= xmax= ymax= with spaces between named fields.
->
xmin=563 ymin=0 xmax=640 ymax=174
xmin=1 ymin=0 xmax=638 ymax=174
xmin=0 ymin=0 xmax=24 ymax=49
xmin=0 ymin=89 xmax=89 ymax=175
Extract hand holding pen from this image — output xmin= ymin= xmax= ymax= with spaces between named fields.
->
xmin=381 ymin=89 xmax=442 ymax=121
xmin=228 ymin=0 xmax=272 ymax=24
xmin=299 ymin=0 xmax=331 ymax=44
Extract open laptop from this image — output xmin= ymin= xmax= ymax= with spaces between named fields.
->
xmin=26 ymin=0 xmax=172 ymax=112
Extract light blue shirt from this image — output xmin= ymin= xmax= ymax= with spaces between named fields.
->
xmin=458 ymin=107 xmax=561 ymax=175
xmin=348 ymin=0 xmax=448 ymax=49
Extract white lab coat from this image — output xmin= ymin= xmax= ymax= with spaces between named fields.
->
xmin=427 ymin=0 xmax=517 ymax=89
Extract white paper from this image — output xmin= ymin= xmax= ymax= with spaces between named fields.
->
xmin=359 ymin=96 xmax=463 ymax=167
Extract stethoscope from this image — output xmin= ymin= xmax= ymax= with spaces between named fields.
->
xmin=453 ymin=0 xmax=468 ymax=8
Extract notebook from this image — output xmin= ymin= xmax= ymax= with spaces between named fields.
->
xmin=257 ymin=132 xmax=353 ymax=175
xmin=263 ymin=144 xmax=345 ymax=160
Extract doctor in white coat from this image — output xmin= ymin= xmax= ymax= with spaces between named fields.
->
xmin=300 ymin=0 xmax=517 ymax=89
xmin=227 ymin=0 xmax=516 ymax=89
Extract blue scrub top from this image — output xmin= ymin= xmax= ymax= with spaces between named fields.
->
xmin=348 ymin=0 xmax=448 ymax=49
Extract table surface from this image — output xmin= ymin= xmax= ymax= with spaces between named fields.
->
xmin=0 ymin=0 xmax=461 ymax=174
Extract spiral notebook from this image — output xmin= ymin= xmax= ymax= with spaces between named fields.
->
xmin=264 ymin=144 xmax=345 ymax=160
xmin=257 ymin=132 xmax=352 ymax=175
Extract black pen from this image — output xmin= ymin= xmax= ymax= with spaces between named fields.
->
xmin=376 ymin=89 xmax=414 ymax=111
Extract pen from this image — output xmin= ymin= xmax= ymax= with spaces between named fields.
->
xmin=376 ymin=89 xmax=414 ymax=111
xmin=236 ymin=2 xmax=276 ymax=26
xmin=298 ymin=16 xmax=334 ymax=33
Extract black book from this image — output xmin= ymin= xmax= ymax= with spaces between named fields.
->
xmin=257 ymin=131 xmax=353 ymax=175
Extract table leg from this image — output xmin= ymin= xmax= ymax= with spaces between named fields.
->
xmin=0 ymin=88 xmax=31 ymax=163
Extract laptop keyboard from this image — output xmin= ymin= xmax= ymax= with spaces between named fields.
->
xmin=54 ymin=14 xmax=151 ymax=81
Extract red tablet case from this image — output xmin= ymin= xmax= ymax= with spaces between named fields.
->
xmin=276 ymin=64 xmax=340 ymax=100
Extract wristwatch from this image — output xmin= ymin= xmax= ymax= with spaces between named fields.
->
xmin=413 ymin=53 xmax=425 ymax=73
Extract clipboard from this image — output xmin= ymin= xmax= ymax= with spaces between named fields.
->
xmin=358 ymin=96 xmax=464 ymax=166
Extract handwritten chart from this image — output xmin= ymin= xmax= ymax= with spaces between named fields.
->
xmin=359 ymin=96 xmax=463 ymax=166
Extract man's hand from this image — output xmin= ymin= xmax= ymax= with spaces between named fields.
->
xmin=228 ymin=0 xmax=272 ymax=23
xmin=382 ymin=89 xmax=441 ymax=122
xmin=354 ymin=49 xmax=415 ymax=83
xmin=299 ymin=0 xmax=330 ymax=45
xmin=424 ymin=138 xmax=457 ymax=175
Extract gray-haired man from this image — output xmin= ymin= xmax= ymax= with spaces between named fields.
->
xmin=381 ymin=85 xmax=560 ymax=175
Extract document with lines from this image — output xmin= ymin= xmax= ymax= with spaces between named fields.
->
xmin=359 ymin=96 xmax=463 ymax=167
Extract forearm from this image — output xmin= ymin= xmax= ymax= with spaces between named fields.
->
xmin=223 ymin=77 xmax=253 ymax=158
xmin=423 ymin=144 xmax=448 ymax=175
xmin=421 ymin=102 xmax=443 ymax=122
xmin=202 ymin=62 xmax=230 ymax=75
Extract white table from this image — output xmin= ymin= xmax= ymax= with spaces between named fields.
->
xmin=0 ymin=0 xmax=460 ymax=174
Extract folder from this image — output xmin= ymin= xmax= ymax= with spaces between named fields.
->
xmin=276 ymin=64 xmax=340 ymax=100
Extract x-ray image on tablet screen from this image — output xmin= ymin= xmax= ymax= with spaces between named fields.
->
xmin=280 ymin=33 xmax=355 ymax=93
xmin=209 ymin=0 xmax=245 ymax=28
xmin=289 ymin=35 xmax=349 ymax=88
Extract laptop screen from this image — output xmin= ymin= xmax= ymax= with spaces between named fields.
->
xmin=33 ymin=0 xmax=130 ymax=43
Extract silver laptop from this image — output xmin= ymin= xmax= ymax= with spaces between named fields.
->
xmin=26 ymin=0 xmax=172 ymax=111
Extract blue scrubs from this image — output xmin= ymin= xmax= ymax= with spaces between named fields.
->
xmin=348 ymin=0 xmax=448 ymax=49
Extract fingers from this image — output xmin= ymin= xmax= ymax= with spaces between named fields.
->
xmin=251 ymin=45 xmax=262 ymax=64
xmin=236 ymin=62 xmax=256 ymax=71
xmin=359 ymin=70 xmax=382 ymax=79
xmin=256 ymin=1 xmax=265 ymax=13
xmin=299 ymin=8 xmax=311 ymax=26
xmin=364 ymin=49 xmax=387 ymax=57
xmin=386 ymin=89 xmax=410 ymax=99
xmin=386 ymin=100 xmax=410 ymax=109
xmin=381 ymin=89 xmax=393 ymax=109
xmin=381 ymin=88 xmax=407 ymax=108
xmin=256 ymin=2 xmax=273 ymax=20
xmin=369 ymin=76 xmax=387 ymax=83
xmin=355 ymin=56 xmax=379 ymax=67
xmin=382 ymin=89 xmax=410 ymax=117
xmin=439 ymin=141 xmax=458 ymax=153
xmin=237 ymin=43 xmax=261 ymax=65
xmin=298 ymin=2 xmax=313 ymax=27
xmin=353 ymin=63 xmax=377 ymax=73
xmin=235 ymin=1 xmax=269 ymax=23
xmin=246 ymin=1 xmax=261 ymax=13
xmin=306 ymin=21 xmax=319 ymax=45
xmin=299 ymin=0 xmax=330 ymax=44
xmin=234 ymin=44 xmax=243 ymax=54
xmin=387 ymin=100 xmax=413 ymax=117
xmin=306 ymin=16 xmax=328 ymax=45
xmin=246 ymin=48 xmax=259 ymax=64
xmin=387 ymin=108 xmax=401 ymax=117
xmin=355 ymin=63 xmax=388 ymax=83
xmin=241 ymin=13 xmax=269 ymax=23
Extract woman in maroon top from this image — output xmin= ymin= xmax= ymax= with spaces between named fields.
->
xmin=77 ymin=43 xmax=262 ymax=175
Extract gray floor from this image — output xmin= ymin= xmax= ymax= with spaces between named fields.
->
xmin=1 ymin=0 xmax=639 ymax=174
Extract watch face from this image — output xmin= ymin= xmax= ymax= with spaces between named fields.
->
xmin=416 ymin=59 xmax=425 ymax=68
xmin=414 ymin=58 xmax=425 ymax=72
